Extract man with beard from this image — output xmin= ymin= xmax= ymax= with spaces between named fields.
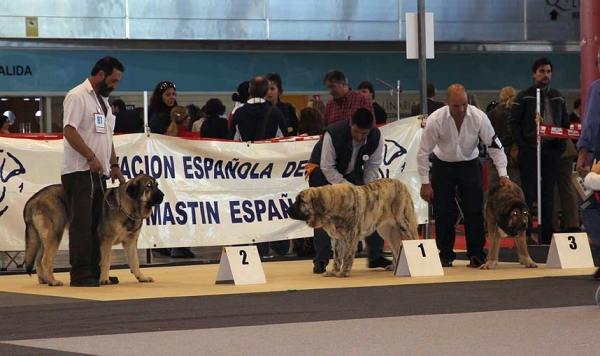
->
xmin=62 ymin=56 xmax=126 ymax=287
xmin=508 ymin=57 xmax=570 ymax=245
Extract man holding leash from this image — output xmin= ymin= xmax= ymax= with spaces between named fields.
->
xmin=62 ymin=56 xmax=126 ymax=287
xmin=417 ymin=84 xmax=512 ymax=268
xmin=307 ymin=108 xmax=390 ymax=274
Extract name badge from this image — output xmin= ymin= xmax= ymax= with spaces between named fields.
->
xmin=94 ymin=113 xmax=106 ymax=133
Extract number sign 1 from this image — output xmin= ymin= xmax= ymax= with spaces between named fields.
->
xmin=395 ymin=239 xmax=444 ymax=277
xmin=546 ymin=233 xmax=595 ymax=269
xmin=215 ymin=246 xmax=266 ymax=285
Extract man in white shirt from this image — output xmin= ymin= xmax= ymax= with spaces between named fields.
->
xmin=417 ymin=84 xmax=512 ymax=268
xmin=62 ymin=56 xmax=126 ymax=287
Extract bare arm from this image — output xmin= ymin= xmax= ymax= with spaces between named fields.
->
xmin=110 ymin=143 xmax=125 ymax=184
xmin=63 ymin=124 xmax=102 ymax=173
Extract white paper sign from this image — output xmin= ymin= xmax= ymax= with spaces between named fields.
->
xmin=395 ymin=239 xmax=444 ymax=277
xmin=546 ymin=233 xmax=594 ymax=269
xmin=215 ymin=246 xmax=266 ymax=285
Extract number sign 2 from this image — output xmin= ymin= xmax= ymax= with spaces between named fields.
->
xmin=215 ymin=246 xmax=266 ymax=285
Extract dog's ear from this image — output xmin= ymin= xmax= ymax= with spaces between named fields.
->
xmin=125 ymin=178 xmax=142 ymax=201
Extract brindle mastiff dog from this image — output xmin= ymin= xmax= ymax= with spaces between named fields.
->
xmin=481 ymin=183 xmax=537 ymax=269
xmin=23 ymin=174 xmax=164 ymax=286
xmin=287 ymin=178 xmax=419 ymax=277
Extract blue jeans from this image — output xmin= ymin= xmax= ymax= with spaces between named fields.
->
xmin=579 ymin=195 xmax=600 ymax=257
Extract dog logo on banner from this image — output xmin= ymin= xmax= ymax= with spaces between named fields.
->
xmin=378 ymin=139 xmax=408 ymax=178
xmin=0 ymin=149 xmax=26 ymax=217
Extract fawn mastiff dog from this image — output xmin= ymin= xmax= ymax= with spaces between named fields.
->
xmin=287 ymin=178 xmax=419 ymax=277
xmin=23 ymin=174 xmax=164 ymax=286
xmin=481 ymin=183 xmax=537 ymax=269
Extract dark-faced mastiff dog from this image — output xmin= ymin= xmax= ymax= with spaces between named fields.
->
xmin=481 ymin=183 xmax=537 ymax=269
xmin=23 ymin=174 xmax=164 ymax=286
xmin=287 ymin=178 xmax=419 ymax=277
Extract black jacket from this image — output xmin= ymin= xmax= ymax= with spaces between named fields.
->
xmin=228 ymin=102 xmax=287 ymax=141
xmin=373 ymin=102 xmax=388 ymax=125
xmin=308 ymin=119 xmax=381 ymax=187
xmin=508 ymin=85 xmax=569 ymax=148
xmin=114 ymin=110 xmax=143 ymax=134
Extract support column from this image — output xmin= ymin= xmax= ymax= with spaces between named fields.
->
xmin=580 ymin=0 xmax=600 ymax=118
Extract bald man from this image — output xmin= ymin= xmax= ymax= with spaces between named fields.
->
xmin=417 ymin=84 xmax=512 ymax=268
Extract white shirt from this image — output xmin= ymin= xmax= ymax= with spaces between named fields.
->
xmin=585 ymin=172 xmax=600 ymax=191
xmin=62 ymin=79 xmax=115 ymax=176
xmin=320 ymin=131 xmax=384 ymax=185
xmin=417 ymin=105 xmax=508 ymax=184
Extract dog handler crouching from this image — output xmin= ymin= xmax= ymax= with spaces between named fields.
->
xmin=417 ymin=84 xmax=513 ymax=268
xmin=61 ymin=56 xmax=126 ymax=287
xmin=305 ymin=108 xmax=392 ymax=274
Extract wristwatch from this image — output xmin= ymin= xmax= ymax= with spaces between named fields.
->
xmin=500 ymin=175 xmax=509 ymax=179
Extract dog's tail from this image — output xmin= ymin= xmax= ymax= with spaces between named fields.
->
xmin=24 ymin=223 xmax=40 ymax=276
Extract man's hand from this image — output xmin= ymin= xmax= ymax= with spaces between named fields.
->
xmin=499 ymin=176 xmax=513 ymax=188
xmin=420 ymin=184 xmax=434 ymax=202
xmin=110 ymin=166 xmax=126 ymax=184
xmin=88 ymin=156 xmax=103 ymax=174
xmin=535 ymin=112 xmax=543 ymax=125
xmin=577 ymin=149 xmax=590 ymax=177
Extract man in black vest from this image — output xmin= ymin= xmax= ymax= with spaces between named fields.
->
xmin=307 ymin=108 xmax=391 ymax=274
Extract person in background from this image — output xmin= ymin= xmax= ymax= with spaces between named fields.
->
xmin=576 ymin=48 xmax=600 ymax=278
xmin=148 ymin=81 xmax=178 ymax=134
xmin=111 ymin=99 xmax=143 ymax=133
xmin=570 ymin=98 xmax=581 ymax=123
xmin=411 ymin=82 xmax=446 ymax=116
xmin=0 ymin=115 xmax=10 ymax=134
xmin=418 ymin=84 xmax=512 ymax=268
xmin=187 ymin=104 xmax=203 ymax=131
xmin=486 ymin=86 xmax=519 ymax=188
xmin=165 ymin=106 xmax=191 ymax=138
xmin=266 ymin=72 xmax=299 ymax=136
xmin=200 ymin=98 xmax=228 ymax=139
xmin=61 ymin=56 xmax=125 ymax=287
xmin=307 ymin=98 xmax=325 ymax=115
xmin=509 ymin=57 xmax=570 ymax=245
xmin=322 ymin=70 xmax=374 ymax=126
xmin=228 ymin=80 xmax=250 ymax=126
xmin=357 ymin=80 xmax=388 ymax=125
xmin=191 ymin=105 xmax=207 ymax=133
xmin=298 ymin=107 xmax=324 ymax=136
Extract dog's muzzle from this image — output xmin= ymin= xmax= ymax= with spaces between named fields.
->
xmin=152 ymin=190 xmax=165 ymax=205
xmin=287 ymin=202 xmax=308 ymax=221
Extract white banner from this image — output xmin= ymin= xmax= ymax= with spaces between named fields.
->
xmin=0 ymin=117 xmax=426 ymax=250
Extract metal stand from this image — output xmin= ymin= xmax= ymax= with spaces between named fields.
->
xmin=375 ymin=78 xmax=402 ymax=120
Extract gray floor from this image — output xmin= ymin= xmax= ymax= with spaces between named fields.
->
xmin=4 ymin=306 xmax=599 ymax=356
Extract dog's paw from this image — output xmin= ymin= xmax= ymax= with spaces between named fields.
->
xmin=323 ymin=271 xmax=337 ymax=277
xmin=137 ymin=276 xmax=155 ymax=283
xmin=385 ymin=264 xmax=395 ymax=271
xmin=47 ymin=280 xmax=63 ymax=286
xmin=479 ymin=260 xmax=498 ymax=269
xmin=520 ymin=258 xmax=538 ymax=268
xmin=336 ymin=271 xmax=350 ymax=278
xmin=99 ymin=279 xmax=112 ymax=285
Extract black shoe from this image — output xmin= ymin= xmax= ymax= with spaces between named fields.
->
xmin=70 ymin=277 xmax=100 ymax=287
xmin=108 ymin=276 xmax=119 ymax=285
xmin=313 ymin=261 xmax=326 ymax=274
xmin=594 ymin=267 xmax=600 ymax=279
xmin=440 ymin=258 xmax=453 ymax=267
xmin=152 ymin=248 xmax=171 ymax=257
xmin=368 ymin=256 xmax=393 ymax=269
xmin=467 ymin=256 xmax=484 ymax=268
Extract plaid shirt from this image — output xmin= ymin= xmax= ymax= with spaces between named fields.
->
xmin=323 ymin=90 xmax=375 ymax=126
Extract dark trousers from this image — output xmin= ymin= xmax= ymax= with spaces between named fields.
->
xmin=61 ymin=171 xmax=104 ymax=282
xmin=519 ymin=143 xmax=563 ymax=244
xmin=431 ymin=157 xmax=486 ymax=261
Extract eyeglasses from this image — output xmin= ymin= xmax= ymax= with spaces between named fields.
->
xmin=158 ymin=81 xmax=176 ymax=91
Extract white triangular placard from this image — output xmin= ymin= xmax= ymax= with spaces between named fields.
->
xmin=545 ymin=233 xmax=595 ymax=269
xmin=215 ymin=246 xmax=266 ymax=285
xmin=394 ymin=239 xmax=444 ymax=277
